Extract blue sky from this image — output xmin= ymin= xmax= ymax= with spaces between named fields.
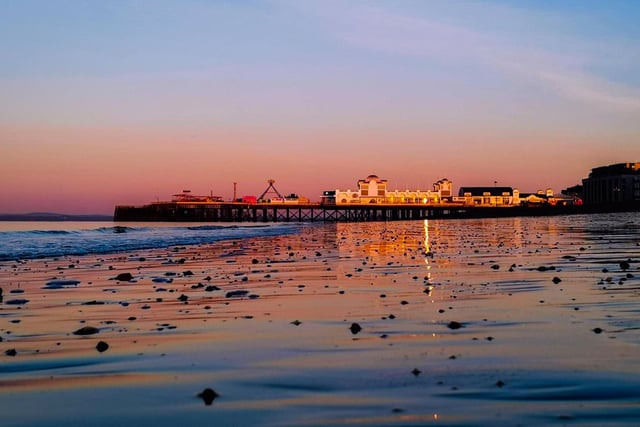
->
xmin=1 ymin=0 xmax=638 ymax=213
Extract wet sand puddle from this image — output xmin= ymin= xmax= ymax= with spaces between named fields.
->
xmin=1 ymin=214 xmax=639 ymax=426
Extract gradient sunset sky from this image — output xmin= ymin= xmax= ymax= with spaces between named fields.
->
xmin=1 ymin=0 xmax=639 ymax=214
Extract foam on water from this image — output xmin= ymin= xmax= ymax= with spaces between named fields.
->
xmin=0 ymin=221 xmax=302 ymax=260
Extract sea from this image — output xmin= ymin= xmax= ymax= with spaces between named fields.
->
xmin=2 ymin=212 xmax=640 ymax=426
xmin=0 ymin=221 xmax=303 ymax=261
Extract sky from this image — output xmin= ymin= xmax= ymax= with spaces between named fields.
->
xmin=1 ymin=0 xmax=639 ymax=214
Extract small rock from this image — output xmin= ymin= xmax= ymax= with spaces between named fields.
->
xmin=447 ymin=321 xmax=463 ymax=330
xmin=620 ymin=261 xmax=631 ymax=271
xmin=349 ymin=323 xmax=362 ymax=334
xmin=290 ymin=320 xmax=302 ymax=326
xmin=5 ymin=348 xmax=17 ymax=357
xmin=552 ymin=277 xmax=562 ymax=284
xmin=96 ymin=341 xmax=109 ymax=352
xmin=198 ymin=388 xmax=220 ymax=405
xmin=114 ymin=273 xmax=134 ymax=282
xmin=73 ymin=326 xmax=100 ymax=336
xmin=5 ymin=298 xmax=29 ymax=305
xmin=43 ymin=279 xmax=80 ymax=289
xmin=225 ymin=290 xmax=249 ymax=298
xmin=592 ymin=327 xmax=603 ymax=334
xmin=496 ymin=380 xmax=505 ymax=387
xmin=411 ymin=368 xmax=422 ymax=377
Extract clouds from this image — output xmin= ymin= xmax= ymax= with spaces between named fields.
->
xmin=289 ymin=0 xmax=640 ymax=113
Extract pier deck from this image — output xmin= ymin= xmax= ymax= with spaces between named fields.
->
xmin=113 ymin=202 xmax=584 ymax=222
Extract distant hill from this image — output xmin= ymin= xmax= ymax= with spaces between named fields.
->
xmin=0 ymin=212 xmax=113 ymax=221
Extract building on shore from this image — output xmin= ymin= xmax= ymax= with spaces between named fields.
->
xmin=582 ymin=162 xmax=640 ymax=206
xmin=321 ymin=175 xmax=454 ymax=205
xmin=322 ymin=175 xmax=571 ymax=208
xmin=456 ymin=187 xmax=520 ymax=206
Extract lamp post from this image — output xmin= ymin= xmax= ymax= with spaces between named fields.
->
xmin=494 ymin=181 xmax=497 ymax=206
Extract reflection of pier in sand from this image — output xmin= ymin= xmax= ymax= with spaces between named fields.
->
xmin=113 ymin=202 xmax=584 ymax=222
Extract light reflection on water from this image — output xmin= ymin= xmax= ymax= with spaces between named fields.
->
xmin=0 ymin=212 xmax=639 ymax=426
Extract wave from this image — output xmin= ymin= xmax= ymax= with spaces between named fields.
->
xmin=0 ymin=223 xmax=303 ymax=261
xmin=186 ymin=225 xmax=235 ymax=231
xmin=95 ymin=226 xmax=140 ymax=234
xmin=28 ymin=229 xmax=74 ymax=235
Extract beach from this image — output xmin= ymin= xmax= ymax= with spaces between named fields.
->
xmin=1 ymin=214 xmax=640 ymax=426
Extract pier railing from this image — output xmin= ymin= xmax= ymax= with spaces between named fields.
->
xmin=113 ymin=202 xmax=586 ymax=222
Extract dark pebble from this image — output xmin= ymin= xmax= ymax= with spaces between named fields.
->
xmin=620 ymin=261 xmax=630 ymax=270
xmin=447 ymin=321 xmax=463 ymax=330
xmin=5 ymin=348 xmax=17 ymax=356
xmin=96 ymin=341 xmax=109 ymax=352
xmin=43 ymin=279 xmax=80 ymax=289
xmin=198 ymin=388 xmax=220 ymax=405
xmin=114 ymin=273 xmax=134 ymax=282
xmin=411 ymin=368 xmax=422 ymax=376
xmin=73 ymin=326 xmax=100 ymax=336
xmin=225 ymin=290 xmax=249 ymax=298
xmin=552 ymin=277 xmax=562 ymax=284
xmin=593 ymin=327 xmax=603 ymax=334
xmin=349 ymin=323 xmax=362 ymax=334
xmin=5 ymin=299 xmax=29 ymax=305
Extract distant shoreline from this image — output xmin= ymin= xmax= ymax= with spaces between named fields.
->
xmin=0 ymin=213 xmax=113 ymax=221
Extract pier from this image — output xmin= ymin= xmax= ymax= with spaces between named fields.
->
xmin=113 ymin=201 xmax=583 ymax=222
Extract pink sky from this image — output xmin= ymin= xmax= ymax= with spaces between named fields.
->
xmin=0 ymin=124 xmax=632 ymax=214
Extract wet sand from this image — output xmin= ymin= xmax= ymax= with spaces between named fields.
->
xmin=1 ymin=215 xmax=640 ymax=426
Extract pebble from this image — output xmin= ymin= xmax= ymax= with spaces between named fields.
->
xmin=73 ymin=326 xmax=100 ymax=336
xmin=349 ymin=323 xmax=362 ymax=334
xmin=96 ymin=341 xmax=109 ymax=352
xmin=114 ymin=273 xmax=134 ymax=282
xmin=447 ymin=321 xmax=463 ymax=330
xmin=198 ymin=388 xmax=220 ymax=405
xmin=225 ymin=290 xmax=249 ymax=298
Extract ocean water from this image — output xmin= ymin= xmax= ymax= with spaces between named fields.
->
xmin=0 ymin=221 xmax=303 ymax=261
xmin=2 ymin=212 xmax=640 ymax=426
